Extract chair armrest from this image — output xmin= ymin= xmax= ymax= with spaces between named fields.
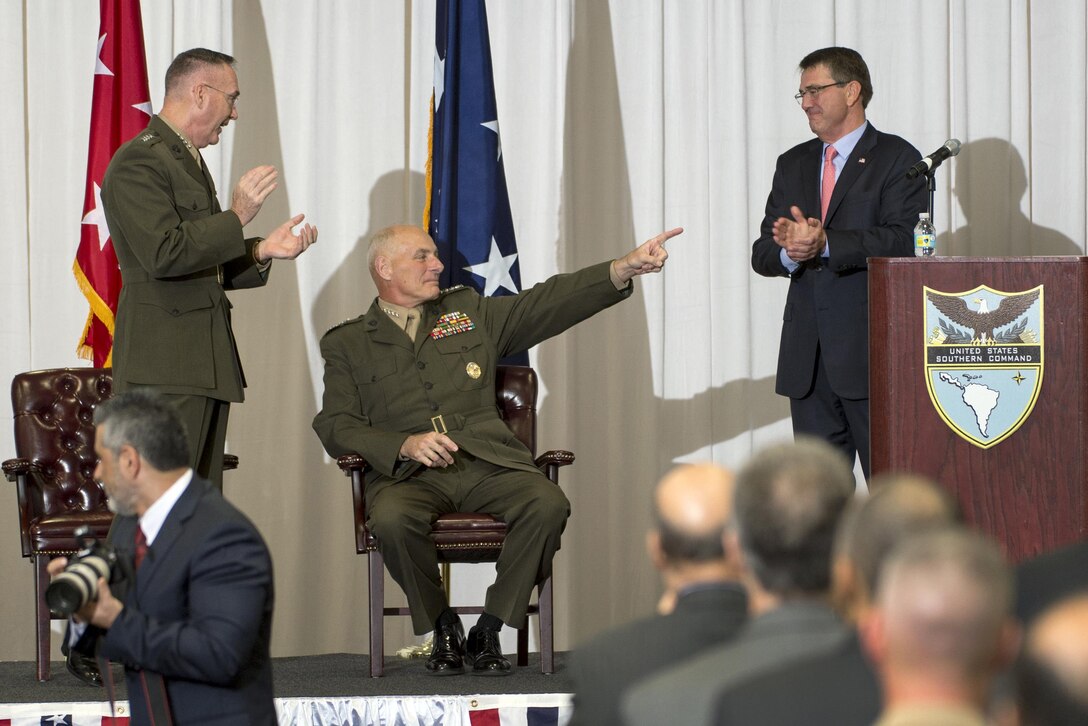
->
xmin=223 ymin=455 xmax=239 ymax=471
xmin=536 ymin=450 xmax=575 ymax=485
xmin=337 ymin=453 xmax=370 ymax=474
xmin=2 ymin=458 xmax=34 ymax=482
xmin=535 ymin=450 xmax=575 ymax=468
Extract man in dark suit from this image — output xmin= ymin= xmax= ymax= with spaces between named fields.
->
xmin=752 ymin=47 xmax=927 ymax=478
xmin=568 ymin=463 xmax=748 ymax=725
xmin=313 ymin=223 xmax=682 ymax=674
xmin=1016 ymin=539 xmax=1088 ymax=625
xmin=102 ymin=48 xmax=317 ymax=490
xmin=49 ymin=390 xmax=276 ymax=725
xmin=711 ymin=474 xmax=961 ymax=726
xmin=624 ymin=438 xmax=855 ymax=726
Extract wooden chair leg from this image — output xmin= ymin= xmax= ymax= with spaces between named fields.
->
xmin=368 ymin=550 xmax=385 ymax=678
xmin=516 ymin=622 xmax=529 ymax=667
xmin=538 ymin=576 xmax=554 ymax=674
xmin=34 ymin=556 xmax=51 ymax=681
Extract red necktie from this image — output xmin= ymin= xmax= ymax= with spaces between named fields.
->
xmin=820 ymin=145 xmax=838 ymax=222
xmin=134 ymin=526 xmax=148 ymax=570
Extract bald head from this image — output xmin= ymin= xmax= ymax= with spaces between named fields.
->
xmin=652 ymin=463 xmax=734 ymax=565
xmin=1022 ymin=595 xmax=1088 ymax=711
xmin=876 ymin=529 xmax=1012 ymax=677
xmin=368 ymin=225 xmax=444 ymax=306
xmin=844 ymin=474 xmax=961 ymax=599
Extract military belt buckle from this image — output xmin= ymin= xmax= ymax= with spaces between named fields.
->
xmin=431 ymin=415 xmax=447 ymax=435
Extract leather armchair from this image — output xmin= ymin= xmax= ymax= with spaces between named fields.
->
xmin=3 ymin=368 xmax=237 ymax=680
xmin=338 ymin=365 xmax=574 ymax=677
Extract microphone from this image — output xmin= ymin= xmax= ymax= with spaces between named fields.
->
xmin=906 ymin=139 xmax=961 ymax=179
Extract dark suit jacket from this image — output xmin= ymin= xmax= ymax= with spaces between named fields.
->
xmin=751 ymin=123 xmax=926 ymax=400
xmin=712 ymin=631 xmax=881 ymax=726
xmin=81 ymin=477 xmax=276 ymax=725
xmin=103 ymin=115 xmax=268 ymax=402
xmin=624 ymin=601 xmax=849 ymax=726
xmin=1016 ymin=539 xmax=1088 ymax=625
xmin=313 ymin=261 xmax=631 ymax=490
xmin=567 ymin=583 xmax=748 ymax=726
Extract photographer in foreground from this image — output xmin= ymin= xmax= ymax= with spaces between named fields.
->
xmin=48 ymin=389 xmax=276 ymax=725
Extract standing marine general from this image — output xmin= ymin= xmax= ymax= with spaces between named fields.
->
xmin=752 ymin=47 xmax=927 ymax=478
xmin=313 ymin=223 xmax=682 ymax=674
xmin=102 ymin=48 xmax=318 ymax=489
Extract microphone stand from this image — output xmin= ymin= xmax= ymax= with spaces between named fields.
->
xmin=926 ymin=168 xmax=937 ymax=220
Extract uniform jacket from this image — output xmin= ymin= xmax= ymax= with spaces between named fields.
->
xmin=102 ymin=115 xmax=268 ymax=402
xmin=568 ymin=583 xmax=748 ymax=726
xmin=312 ymin=261 xmax=631 ymax=482
xmin=751 ymin=123 xmax=927 ymax=400
xmin=81 ymin=477 xmax=276 ymax=725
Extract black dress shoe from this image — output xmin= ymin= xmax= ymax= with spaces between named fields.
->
xmin=467 ymin=626 xmax=511 ymax=675
xmin=425 ymin=618 xmax=465 ymax=675
xmin=66 ymin=649 xmax=103 ymax=687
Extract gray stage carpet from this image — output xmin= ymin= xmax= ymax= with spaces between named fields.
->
xmin=0 ymin=652 xmax=573 ymax=704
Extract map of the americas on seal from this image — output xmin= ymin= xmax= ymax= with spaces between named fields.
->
xmin=924 ymin=285 xmax=1043 ymax=449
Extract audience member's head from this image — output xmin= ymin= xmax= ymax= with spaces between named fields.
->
xmin=833 ymin=473 xmax=961 ymax=621
xmin=732 ymin=437 xmax=854 ymax=608
xmin=862 ymin=529 xmax=1019 ymax=713
xmin=648 ymin=463 xmax=738 ymax=613
xmin=1015 ymin=594 xmax=1088 ymax=726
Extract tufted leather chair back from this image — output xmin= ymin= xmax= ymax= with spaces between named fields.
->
xmin=7 ymin=368 xmax=114 ymax=557
xmin=3 ymin=368 xmax=116 ymax=680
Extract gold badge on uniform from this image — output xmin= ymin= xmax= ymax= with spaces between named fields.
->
xmin=466 ymin=362 xmax=482 ymax=379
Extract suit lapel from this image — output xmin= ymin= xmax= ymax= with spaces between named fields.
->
xmin=136 ymin=479 xmax=203 ymax=597
xmin=801 ymin=139 xmax=823 ymax=220
xmin=824 ymin=123 xmax=879 ymax=226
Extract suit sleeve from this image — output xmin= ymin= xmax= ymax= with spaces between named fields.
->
xmin=824 ymin=138 xmax=927 ymax=270
xmin=752 ymin=156 xmax=797 ymax=278
xmin=99 ymin=519 xmax=273 ymax=686
xmin=103 ymin=143 xmax=251 ymax=278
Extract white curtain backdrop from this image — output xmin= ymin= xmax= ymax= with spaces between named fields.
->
xmin=3 ymin=0 xmax=1085 ymax=662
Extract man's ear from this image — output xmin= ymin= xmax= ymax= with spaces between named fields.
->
xmin=118 ymin=444 xmax=142 ymax=479
xmin=995 ymin=618 xmax=1023 ymax=670
xmin=375 ymin=255 xmax=393 ymax=282
xmin=723 ymin=529 xmax=745 ymax=573
xmin=859 ymin=608 xmax=887 ymax=666
xmin=647 ymin=530 xmax=666 ymax=570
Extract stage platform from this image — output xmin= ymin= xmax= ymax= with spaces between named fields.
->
xmin=0 ymin=652 xmax=575 ymax=724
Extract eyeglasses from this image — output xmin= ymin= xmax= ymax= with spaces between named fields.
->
xmin=202 ymin=83 xmax=240 ymax=110
xmin=794 ymin=81 xmax=846 ymax=105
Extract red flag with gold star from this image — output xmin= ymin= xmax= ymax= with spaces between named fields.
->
xmin=73 ymin=0 xmax=151 ymax=366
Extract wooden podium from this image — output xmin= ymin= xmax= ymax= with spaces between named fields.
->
xmin=870 ymin=257 xmax=1088 ymax=562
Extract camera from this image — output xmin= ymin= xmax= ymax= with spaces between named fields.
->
xmin=46 ymin=525 xmax=120 ymax=616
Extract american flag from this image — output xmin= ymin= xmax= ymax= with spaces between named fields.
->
xmin=425 ymin=0 xmax=529 ymax=364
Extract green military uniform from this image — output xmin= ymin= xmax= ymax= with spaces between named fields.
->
xmin=313 ymin=261 xmax=632 ymax=633
xmin=102 ymin=115 xmax=269 ymax=488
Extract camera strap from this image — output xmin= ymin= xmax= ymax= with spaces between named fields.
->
xmin=96 ymin=649 xmax=174 ymax=724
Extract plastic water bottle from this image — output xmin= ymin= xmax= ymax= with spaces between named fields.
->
xmin=914 ymin=212 xmax=936 ymax=257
